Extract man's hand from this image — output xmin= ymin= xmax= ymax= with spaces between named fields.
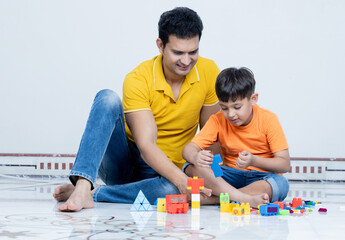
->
xmin=236 ymin=150 xmax=254 ymax=169
xmin=176 ymin=177 xmax=212 ymax=203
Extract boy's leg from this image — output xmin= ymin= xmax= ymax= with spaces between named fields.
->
xmin=240 ymin=171 xmax=289 ymax=202
xmin=185 ymin=164 xmax=269 ymax=207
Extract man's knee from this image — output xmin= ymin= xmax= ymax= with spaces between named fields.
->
xmin=94 ymin=89 xmax=122 ymax=115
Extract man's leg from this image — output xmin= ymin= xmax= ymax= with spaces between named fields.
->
xmin=185 ymin=164 xmax=269 ymax=207
xmin=54 ymin=89 xmax=133 ymax=211
xmin=93 ymin=175 xmax=180 ymax=204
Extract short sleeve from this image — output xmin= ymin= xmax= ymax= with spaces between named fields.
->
xmin=192 ymin=114 xmax=219 ymax=149
xmin=198 ymin=59 xmax=220 ymax=106
xmin=265 ymin=113 xmax=289 ymax=153
xmin=122 ymin=71 xmax=151 ymax=113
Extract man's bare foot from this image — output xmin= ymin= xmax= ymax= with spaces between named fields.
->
xmin=56 ymin=178 xmax=95 ymax=212
xmin=53 ymin=184 xmax=75 ymax=202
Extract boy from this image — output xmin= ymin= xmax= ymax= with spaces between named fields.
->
xmin=182 ymin=67 xmax=290 ymax=207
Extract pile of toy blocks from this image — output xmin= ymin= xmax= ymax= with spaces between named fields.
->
xmin=219 ymin=193 xmax=251 ymax=215
xmin=220 ymin=194 xmax=325 ymax=216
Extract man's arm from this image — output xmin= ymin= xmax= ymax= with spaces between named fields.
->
xmin=199 ymin=103 xmax=220 ymax=129
xmin=199 ymin=103 xmax=221 ymax=155
xmin=126 ymin=110 xmax=212 ymax=198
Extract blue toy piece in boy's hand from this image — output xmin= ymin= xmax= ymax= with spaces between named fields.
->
xmin=211 ymin=154 xmax=223 ymax=178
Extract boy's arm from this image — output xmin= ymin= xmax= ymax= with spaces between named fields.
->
xmin=182 ymin=142 xmax=213 ymax=168
xmin=236 ymin=149 xmax=291 ymax=173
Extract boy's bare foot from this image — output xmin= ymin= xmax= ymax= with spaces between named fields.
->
xmin=53 ymin=184 xmax=75 ymax=202
xmin=55 ymin=178 xmax=95 ymax=212
xmin=247 ymin=193 xmax=269 ymax=208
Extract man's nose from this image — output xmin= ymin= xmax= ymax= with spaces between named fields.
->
xmin=180 ymin=54 xmax=191 ymax=66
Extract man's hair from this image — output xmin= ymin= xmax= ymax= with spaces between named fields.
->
xmin=215 ymin=67 xmax=256 ymax=102
xmin=158 ymin=7 xmax=203 ymax=47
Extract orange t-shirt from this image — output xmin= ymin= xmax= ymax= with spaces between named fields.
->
xmin=192 ymin=104 xmax=289 ymax=172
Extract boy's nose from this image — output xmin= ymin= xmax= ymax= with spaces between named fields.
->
xmin=229 ymin=110 xmax=236 ymax=118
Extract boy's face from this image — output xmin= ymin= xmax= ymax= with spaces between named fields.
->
xmin=156 ymin=35 xmax=199 ymax=80
xmin=219 ymin=93 xmax=258 ymax=126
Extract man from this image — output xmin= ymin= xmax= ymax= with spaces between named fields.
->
xmin=53 ymin=7 xmax=220 ymax=212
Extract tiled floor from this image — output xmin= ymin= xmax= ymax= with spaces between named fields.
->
xmin=0 ymin=175 xmax=345 ymax=240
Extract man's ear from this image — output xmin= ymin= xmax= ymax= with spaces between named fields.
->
xmin=250 ymin=93 xmax=259 ymax=106
xmin=156 ymin=38 xmax=164 ymax=54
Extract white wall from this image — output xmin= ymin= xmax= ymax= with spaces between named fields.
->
xmin=1 ymin=0 xmax=344 ymax=158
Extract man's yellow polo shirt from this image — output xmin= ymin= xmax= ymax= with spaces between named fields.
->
xmin=122 ymin=54 xmax=219 ymax=169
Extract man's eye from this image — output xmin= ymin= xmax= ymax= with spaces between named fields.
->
xmin=221 ymin=108 xmax=228 ymax=111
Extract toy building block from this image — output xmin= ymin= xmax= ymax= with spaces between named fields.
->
xmin=220 ymin=193 xmax=229 ymax=203
xmin=220 ymin=202 xmax=230 ymax=213
xmin=257 ymin=203 xmax=279 ymax=216
xmin=232 ymin=206 xmax=243 ymax=216
xmin=187 ymin=176 xmax=204 ymax=210
xmin=291 ymin=198 xmax=302 ymax=208
xmin=241 ymin=203 xmax=251 ymax=215
xmin=157 ymin=198 xmax=166 ymax=212
xmin=318 ymin=208 xmax=327 ymax=213
xmin=295 ymin=206 xmax=305 ymax=210
xmin=187 ymin=176 xmax=204 ymax=194
xmin=211 ymin=154 xmax=223 ymax=178
xmin=165 ymin=194 xmax=189 ymax=214
xmin=229 ymin=203 xmax=240 ymax=213
xmin=278 ymin=209 xmax=290 ymax=215
xmin=131 ymin=190 xmax=153 ymax=211
xmin=273 ymin=201 xmax=285 ymax=209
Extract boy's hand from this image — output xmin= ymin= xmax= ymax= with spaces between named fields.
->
xmin=193 ymin=150 xmax=214 ymax=168
xmin=236 ymin=150 xmax=254 ymax=169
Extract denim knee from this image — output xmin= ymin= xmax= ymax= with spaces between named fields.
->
xmin=94 ymin=89 xmax=122 ymax=116
xmin=264 ymin=174 xmax=289 ymax=202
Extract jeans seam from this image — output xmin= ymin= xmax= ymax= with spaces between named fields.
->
xmin=69 ymin=171 xmax=95 ymax=186
xmin=93 ymin=185 xmax=102 ymax=202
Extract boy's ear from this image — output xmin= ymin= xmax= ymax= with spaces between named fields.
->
xmin=250 ymin=93 xmax=259 ymax=106
xmin=156 ymin=38 xmax=164 ymax=54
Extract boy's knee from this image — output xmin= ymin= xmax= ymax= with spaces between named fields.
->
xmin=267 ymin=175 xmax=289 ymax=202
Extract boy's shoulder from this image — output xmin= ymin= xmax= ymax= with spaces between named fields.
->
xmin=254 ymin=105 xmax=280 ymax=125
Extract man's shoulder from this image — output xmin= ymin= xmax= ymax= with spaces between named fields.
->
xmin=124 ymin=56 xmax=158 ymax=83
xmin=196 ymin=56 xmax=217 ymax=68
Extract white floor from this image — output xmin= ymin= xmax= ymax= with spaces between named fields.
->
xmin=1 ymin=176 xmax=345 ymax=240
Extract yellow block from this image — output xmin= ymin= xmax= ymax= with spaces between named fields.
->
xmin=191 ymin=201 xmax=200 ymax=209
xmin=157 ymin=198 xmax=166 ymax=212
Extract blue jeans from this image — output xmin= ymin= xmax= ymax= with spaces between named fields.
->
xmin=183 ymin=162 xmax=289 ymax=202
xmin=220 ymin=165 xmax=289 ymax=202
xmin=69 ymin=89 xmax=180 ymax=204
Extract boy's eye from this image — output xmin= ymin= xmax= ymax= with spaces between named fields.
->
xmin=234 ymin=106 xmax=241 ymax=110
xmin=221 ymin=107 xmax=228 ymax=111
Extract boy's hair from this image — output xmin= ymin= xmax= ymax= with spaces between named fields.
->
xmin=215 ymin=67 xmax=256 ymax=102
xmin=158 ymin=7 xmax=203 ymax=47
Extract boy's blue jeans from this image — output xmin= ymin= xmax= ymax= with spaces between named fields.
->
xmin=69 ymin=89 xmax=180 ymax=204
xmin=183 ymin=163 xmax=289 ymax=202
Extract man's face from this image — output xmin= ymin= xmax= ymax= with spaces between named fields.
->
xmin=219 ymin=94 xmax=258 ymax=127
xmin=157 ymin=35 xmax=199 ymax=80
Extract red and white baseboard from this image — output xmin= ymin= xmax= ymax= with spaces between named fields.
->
xmin=0 ymin=154 xmax=344 ymax=181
